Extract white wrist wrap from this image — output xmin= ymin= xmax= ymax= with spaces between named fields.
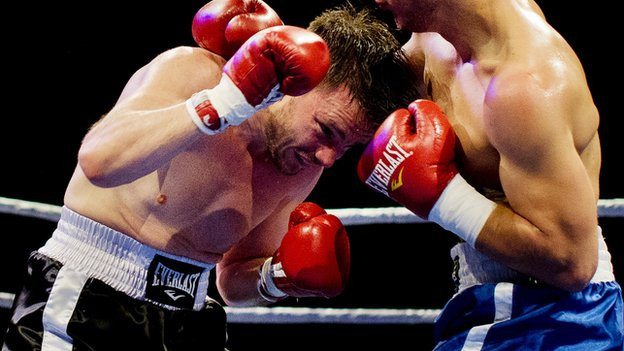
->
xmin=206 ymin=74 xmax=256 ymax=126
xmin=428 ymin=174 xmax=496 ymax=247
xmin=186 ymin=74 xmax=284 ymax=135
xmin=254 ymin=84 xmax=284 ymax=111
xmin=257 ymin=257 xmax=287 ymax=303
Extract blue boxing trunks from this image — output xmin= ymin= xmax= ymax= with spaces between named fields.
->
xmin=433 ymin=227 xmax=623 ymax=351
xmin=2 ymin=206 xmax=227 ymax=351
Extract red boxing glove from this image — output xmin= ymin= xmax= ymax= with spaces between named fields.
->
xmin=358 ymin=100 xmax=497 ymax=247
xmin=287 ymin=201 xmax=327 ymax=228
xmin=192 ymin=0 xmax=283 ymax=59
xmin=357 ymin=99 xmax=458 ymax=219
xmin=186 ymin=25 xmax=330 ymax=135
xmin=258 ymin=203 xmax=350 ymax=301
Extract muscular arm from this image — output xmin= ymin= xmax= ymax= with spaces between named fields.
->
xmin=78 ymin=47 xmax=224 ymax=187
xmin=216 ymin=171 xmax=321 ymax=306
xmin=478 ymin=69 xmax=599 ymax=291
xmin=215 ymin=199 xmax=296 ymax=306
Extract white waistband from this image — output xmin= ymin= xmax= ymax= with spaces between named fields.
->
xmin=451 ymin=226 xmax=615 ymax=293
xmin=38 ymin=207 xmax=214 ymax=311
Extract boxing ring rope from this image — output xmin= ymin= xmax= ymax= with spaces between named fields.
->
xmin=1 ymin=196 xmax=623 ymax=324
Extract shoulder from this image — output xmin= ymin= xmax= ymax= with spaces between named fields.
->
xmin=152 ymin=46 xmax=225 ymax=67
xmin=483 ymin=65 xmax=568 ymax=157
xmin=117 ymin=46 xmax=226 ymax=103
xmin=484 ymin=60 xmax=598 ymax=160
xmin=145 ymin=46 xmax=225 ymax=84
xmin=484 ymin=60 xmax=579 ymax=133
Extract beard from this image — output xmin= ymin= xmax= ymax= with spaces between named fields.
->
xmin=264 ymin=106 xmax=302 ymax=176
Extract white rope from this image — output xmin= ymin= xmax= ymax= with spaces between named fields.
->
xmin=329 ymin=207 xmax=430 ymax=225
xmin=595 ymin=198 xmax=624 ymax=218
xmin=2 ymin=196 xmax=623 ymax=225
xmin=0 ymin=291 xmax=437 ymax=324
xmin=224 ymin=306 xmax=440 ymax=324
xmin=0 ymin=196 xmax=63 ymax=222
xmin=0 ymin=292 xmax=15 ymax=309
xmin=1 ymin=195 xmax=622 ymax=324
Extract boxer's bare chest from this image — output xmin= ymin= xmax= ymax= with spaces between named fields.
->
xmin=142 ymin=137 xmax=298 ymax=255
xmin=66 ymin=134 xmax=305 ymax=262
xmin=423 ymin=53 xmax=502 ymax=191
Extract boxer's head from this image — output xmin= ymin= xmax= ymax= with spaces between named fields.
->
xmin=264 ymin=86 xmax=369 ymax=175
xmin=308 ymin=5 xmax=419 ymax=128
xmin=261 ymin=5 xmax=420 ymax=175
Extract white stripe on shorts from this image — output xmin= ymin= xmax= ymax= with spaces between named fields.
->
xmin=41 ymin=266 xmax=89 ymax=351
xmin=461 ymin=283 xmax=514 ymax=351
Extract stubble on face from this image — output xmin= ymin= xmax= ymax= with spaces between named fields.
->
xmin=264 ymin=103 xmax=303 ymax=176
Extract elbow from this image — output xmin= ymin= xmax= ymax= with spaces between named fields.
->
xmin=77 ymin=146 xmax=103 ymax=185
xmin=217 ymin=287 xmax=255 ymax=308
xmin=554 ymin=254 xmax=597 ymax=292
xmin=216 ymin=279 xmax=238 ymax=307
xmin=216 ymin=268 xmax=257 ymax=307
xmin=77 ymin=144 xmax=118 ymax=188
xmin=219 ymin=293 xmax=249 ymax=307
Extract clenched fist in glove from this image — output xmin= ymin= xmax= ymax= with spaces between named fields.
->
xmin=186 ymin=25 xmax=330 ymax=135
xmin=257 ymin=202 xmax=350 ymax=302
xmin=358 ymin=100 xmax=496 ymax=247
xmin=192 ymin=0 xmax=283 ymax=59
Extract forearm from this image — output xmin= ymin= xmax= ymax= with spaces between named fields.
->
xmin=475 ymin=203 xmax=598 ymax=291
xmin=216 ymin=257 xmax=270 ymax=307
xmin=78 ymin=102 xmax=203 ymax=187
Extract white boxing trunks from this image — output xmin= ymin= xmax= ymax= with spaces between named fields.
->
xmin=3 ymin=207 xmax=227 ymax=351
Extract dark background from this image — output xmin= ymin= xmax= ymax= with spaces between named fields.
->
xmin=1 ymin=1 xmax=621 ymax=350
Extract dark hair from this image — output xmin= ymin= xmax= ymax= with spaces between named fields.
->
xmin=308 ymin=5 xmax=420 ymax=130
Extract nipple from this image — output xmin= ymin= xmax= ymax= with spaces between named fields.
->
xmin=157 ymin=194 xmax=167 ymax=205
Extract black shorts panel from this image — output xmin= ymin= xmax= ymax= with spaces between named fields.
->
xmin=3 ymin=252 xmax=227 ymax=351
xmin=68 ymin=279 xmax=227 ymax=351
xmin=3 ymin=252 xmax=61 ymax=351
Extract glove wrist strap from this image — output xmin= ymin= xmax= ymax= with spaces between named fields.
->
xmin=186 ymin=90 xmax=225 ymax=135
xmin=257 ymin=257 xmax=287 ymax=303
xmin=186 ymin=74 xmax=257 ymax=135
xmin=428 ymin=174 xmax=497 ymax=247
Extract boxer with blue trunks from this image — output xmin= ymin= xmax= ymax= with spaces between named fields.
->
xmin=358 ymin=100 xmax=624 ymax=349
xmin=358 ymin=0 xmax=623 ymax=349
xmin=433 ymin=227 xmax=623 ymax=350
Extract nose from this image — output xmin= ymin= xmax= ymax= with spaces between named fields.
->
xmin=315 ymin=145 xmax=338 ymax=168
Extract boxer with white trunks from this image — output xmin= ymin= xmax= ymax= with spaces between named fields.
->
xmin=2 ymin=1 xmax=420 ymax=350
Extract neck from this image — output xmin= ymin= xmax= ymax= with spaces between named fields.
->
xmin=236 ymin=110 xmax=268 ymax=153
xmin=427 ymin=0 xmax=501 ymax=61
xmin=236 ymin=101 xmax=286 ymax=159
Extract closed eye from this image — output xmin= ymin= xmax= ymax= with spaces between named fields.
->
xmin=319 ymin=122 xmax=334 ymax=139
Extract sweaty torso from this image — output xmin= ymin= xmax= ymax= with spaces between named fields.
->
xmin=407 ymin=3 xmax=600 ymax=200
xmin=64 ymin=132 xmax=316 ymax=263
xmin=63 ymin=49 xmax=321 ymax=264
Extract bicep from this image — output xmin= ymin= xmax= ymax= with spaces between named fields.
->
xmin=217 ymin=174 xmax=322 ymax=279
xmin=217 ymin=200 xmax=296 ymax=272
xmin=486 ymin=80 xmax=597 ymax=235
